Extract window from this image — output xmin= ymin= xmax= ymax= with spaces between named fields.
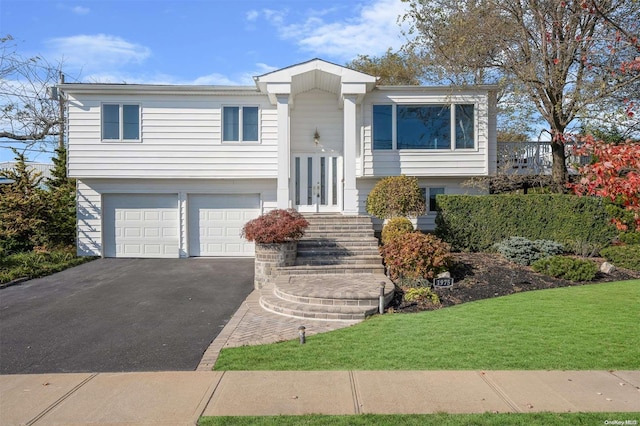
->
xmin=429 ymin=187 xmax=445 ymax=212
xmin=223 ymin=106 xmax=259 ymax=142
xmin=398 ymin=105 xmax=451 ymax=149
xmin=102 ymin=104 xmax=140 ymax=141
xmin=373 ymin=105 xmax=392 ymax=150
xmin=423 ymin=187 xmax=445 ymax=212
xmin=455 ymin=104 xmax=475 ymax=149
xmin=372 ymin=103 xmax=475 ymax=150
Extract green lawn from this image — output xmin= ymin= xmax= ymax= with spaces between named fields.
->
xmin=214 ymin=280 xmax=640 ymax=370
xmin=199 ymin=413 xmax=640 ymax=426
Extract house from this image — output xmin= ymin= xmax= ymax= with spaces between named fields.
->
xmin=60 ymin=59 xmax=497 ymax=259
xmin=0 ymin=161 xmax=54 ymax=186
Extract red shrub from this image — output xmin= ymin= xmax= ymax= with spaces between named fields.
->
xmin=380 ymin=232 xmax=452 ymax=281
xmin=241 ymin=209 xmax=309 ymax=244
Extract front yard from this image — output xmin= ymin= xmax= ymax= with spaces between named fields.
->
xmin=214 ymin=279 xmax=640 ymax=371
xmin=0 ymin=249 xmax=95 ymax=286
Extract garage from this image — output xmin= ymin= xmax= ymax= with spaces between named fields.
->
xmin=103 ymin=194 xmax=179 ymax=258
xmin=188 ymin=194 xmax=260 ymax=257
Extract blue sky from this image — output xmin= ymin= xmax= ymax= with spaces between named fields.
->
xmin=1 ymin=0 xmax=411 ymax=163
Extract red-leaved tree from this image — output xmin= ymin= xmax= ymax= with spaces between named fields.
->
xmin=569 ymin=136 xmax=640 ymax=230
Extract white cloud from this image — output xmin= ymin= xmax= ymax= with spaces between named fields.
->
xmin=46 ymin=34 xmax=151 ymax=73
xmin=252 ymin=0 xmax=409 ymax=61
xmin=71 ymin=6 xmax=90 ymax=15
xmin=246 ymin=10 xmax=259 ymax=21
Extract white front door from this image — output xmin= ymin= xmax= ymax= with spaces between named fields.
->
xmin=292 ymin=153 xmax=342 ymax=212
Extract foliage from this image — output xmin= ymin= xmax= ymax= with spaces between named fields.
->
xmin=435 ymin=194 xmax=618 ymax=254
xmin=346 ymin=48 xmax=423 ymax=85
xmin=600 ymin=245 xmax=640 ymax=271
xmin=403 ymin=286 xmax=441 ymax=306
xmin=569 ymin=136 xmax=640 ymax=231
xmin=463 ymin=175 xmax=556 ymax=194
xmin=380 ymin=232 xmax=452 ymax=281
xmin=0 ymin=150 xmax=47 ymax=253
xmin=1 ymin=35 xmax=64 ymax=148
xmin=0 ymin=248 xmax=95 ymax=284
xmin=401 ymin=0 xmax=640 ymax=185
xmin=241 ymin=209 xmax=309 ymax=244
xmin=366 ymin=176 xmax=425 ymax=219
xmin=381 ymin=217 xmax=414 ymax=245
xmin=494 ymin=237 xmax=564 ymax=266
xmin=531 ymin=256 xmax=599 ymax=281
xmin=214 ymin=280 xmax=640 ymax=370
xmin=618 ymin=232 xmax=640 ymax=245
xmin=43 ymin=145 xmax=77 ymax=248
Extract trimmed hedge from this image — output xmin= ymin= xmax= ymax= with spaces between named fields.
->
xmin=435 ymin=194 xmax=617 ymax=254
xmin=600 ymin=245 xmax=640 ymax=271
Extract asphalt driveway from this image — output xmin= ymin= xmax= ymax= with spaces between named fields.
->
xmin=0 ymin=258 xmax=254 ymax=374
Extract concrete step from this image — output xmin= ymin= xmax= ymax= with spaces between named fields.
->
xmin=277 ymin=264 xmax=385 ymax=275
xmin=295 ymin=255 xmax=383 ymax=266
xmin=302 ymin=230 xmax=376 ymax=238
xmin=297 ymin=239 xmax=379 ymax=249
xmin=296 ymin=248 xmax=380 ymax=257
xmin=259 ymin=292 xmax=377 ymax=321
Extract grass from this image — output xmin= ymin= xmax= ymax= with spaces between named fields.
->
xmin=214 ymin=280 xmax=640 ymax=370
xmin=0 ymin=248 xmax=95 ymax=285
xmin=199 ymin=413 xmax=640 ymax=426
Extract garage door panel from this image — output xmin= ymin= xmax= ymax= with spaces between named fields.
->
xmin=188 ymin=194 xmax=260 ymax=257
xmin=104 ymin=194 xmax=179 ymax=258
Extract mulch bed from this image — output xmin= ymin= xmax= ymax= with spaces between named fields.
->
xmin=388 ymin=252 xmax=640 ymax=313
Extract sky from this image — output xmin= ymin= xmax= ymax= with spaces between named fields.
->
xmin=0 ymin=0 xmax=412 ymax=162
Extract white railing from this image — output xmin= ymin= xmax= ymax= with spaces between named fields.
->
xmin=497 ymin=141 xmax=590 ymax=175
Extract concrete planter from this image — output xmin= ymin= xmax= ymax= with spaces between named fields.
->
xmin=254 ymin=241 xmax=297 ymax=289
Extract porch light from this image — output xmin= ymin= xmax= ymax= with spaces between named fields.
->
xmin=313 ymin=128 xmax=320 ymax=145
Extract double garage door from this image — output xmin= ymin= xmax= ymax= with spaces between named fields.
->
xmin=103 ymin=194 xmax=260 ymax=258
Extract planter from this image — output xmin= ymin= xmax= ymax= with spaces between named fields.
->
xmin=254 ymin=241 xmax=297 ymax=289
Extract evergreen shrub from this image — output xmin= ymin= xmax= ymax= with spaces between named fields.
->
xmin=600 ymin=245 xmax=640 ymax=271
xmin=366 ymin=175 xmax=425 ymax=219
xmin=435 ymin=194 xmax=617 ymax=253
xmin=531 ymin=256 xmax=598 ymax=281
xmin=381 ymin=217 xmax=414 ymax=245
xmin=494 ymin=237 xmax=564 ymax=265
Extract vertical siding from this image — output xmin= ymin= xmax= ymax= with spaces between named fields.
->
xmin=67 ymin=93 xmax=278 ymax=179
xmin=361 ymin=90 xmax=492 ymax=177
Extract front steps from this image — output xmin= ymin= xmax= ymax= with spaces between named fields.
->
xmin=259 ymin=214 xmax=394 ymax=321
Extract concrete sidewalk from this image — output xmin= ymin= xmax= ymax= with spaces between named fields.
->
xmin=2 ymin=370 xmax=639 ymax=425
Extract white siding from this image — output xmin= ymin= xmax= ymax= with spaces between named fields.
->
xmin=67 ymin=94 xmax=278 ymax=179
xmin=361 ymin=89 xmax=492 ymax=177
xmin=290 ymin=89 xmax=343 ymax=154
xmin=355 ymin=177 xmax=485 ymax=231
xmin=76 ymin=178 xmax=277 ymax=257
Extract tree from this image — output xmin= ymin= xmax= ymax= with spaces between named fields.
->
xmin=0 ymin=150 xmax=47 ymax=253
xmin=402 ymin=0 xmax=640 ymax=185
xmin=1 ymin=35 xmax=64 ymax=154
xmin=44 ymin=144 xmax=76 ymax=248
xmin=569 ymin=136 xmax=640 ymax=230
xmin=346 ymin=48 xmax=424 ymax=85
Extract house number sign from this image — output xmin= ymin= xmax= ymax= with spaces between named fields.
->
xmin=433 ymin=277 xmax=454 ymax=288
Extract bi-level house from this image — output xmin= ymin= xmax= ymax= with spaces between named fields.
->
xmin=61 ymin=59 xmax=497 ymax=259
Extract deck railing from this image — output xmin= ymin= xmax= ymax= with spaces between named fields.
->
xmin=497 ymin=141 xmax=590 ymax=175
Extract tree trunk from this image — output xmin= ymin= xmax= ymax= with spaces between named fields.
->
xmin=550 ymin=141 xmax=569 ymax=189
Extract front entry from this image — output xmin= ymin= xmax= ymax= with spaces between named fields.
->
xmin=292 ymin=153 xmax=342 ymax=212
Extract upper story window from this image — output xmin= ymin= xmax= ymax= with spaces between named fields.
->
xmin=373 ymin=103 xmax=475 ymax=150
xmin=223 ymin=106 xmax=259 ymax=142
xmin=102 ymin=104 xmax=140 ymax=141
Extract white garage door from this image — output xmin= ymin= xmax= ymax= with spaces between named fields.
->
xmin=188 ymin=194 xmax=260 ymax=257
xmin=103 ymin=194 xmax=179 ymax=258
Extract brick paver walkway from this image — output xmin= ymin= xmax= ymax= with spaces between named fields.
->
xmin=196 ymin=283 xmax=360 ymax=371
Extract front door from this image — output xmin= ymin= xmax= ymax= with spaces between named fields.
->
xmin=292 ymin=153 xmax=342 ymax=212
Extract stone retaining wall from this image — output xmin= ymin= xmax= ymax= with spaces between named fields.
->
xmin=254 ymin=242 xmax=297 ymax=289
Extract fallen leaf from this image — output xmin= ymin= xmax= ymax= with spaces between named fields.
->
xmin=606 ymin=398 xmax=613 ymax=401
xmin=527 ymin=404 xmax=534 ymax=409
xmin=292 ymin=396 xmax=298 ymax=399
xmin=42 ymin=383 xmax=50 ymax=386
